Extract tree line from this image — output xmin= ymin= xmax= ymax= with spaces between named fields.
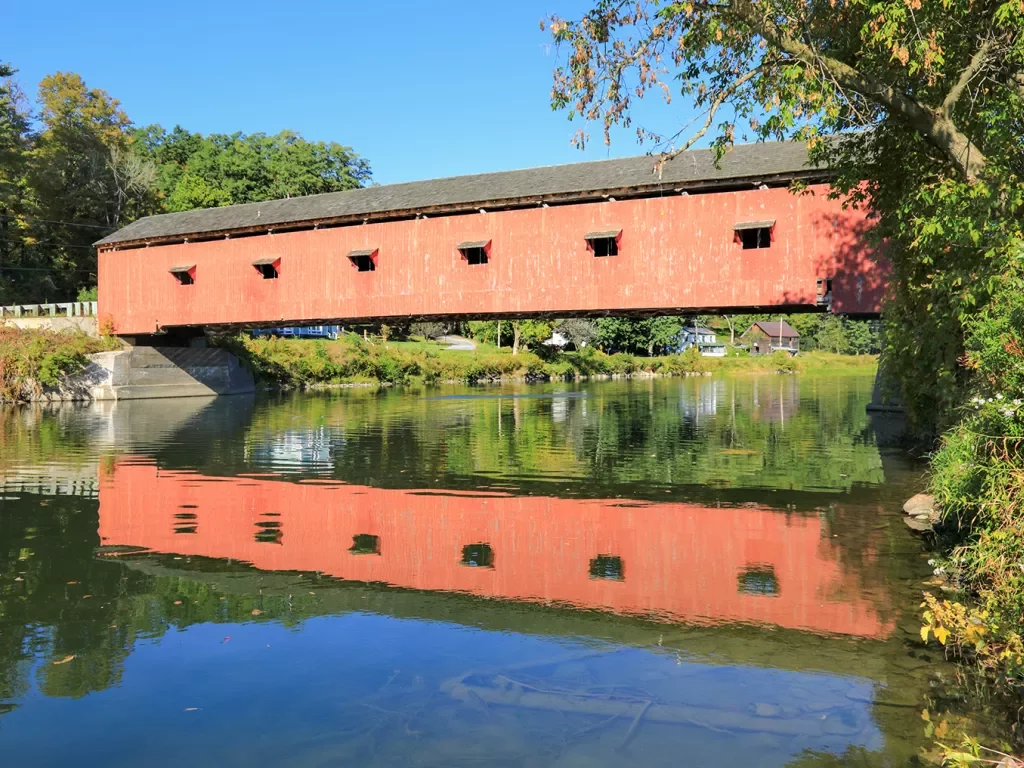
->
xmin=0 ymin=64 xmax=371 ymax=305
xmin=452 ymin=314 xmax=879 ymax=356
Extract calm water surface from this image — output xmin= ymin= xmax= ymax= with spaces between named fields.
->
xmin=0 ymin=375 xmax=996 ymax=765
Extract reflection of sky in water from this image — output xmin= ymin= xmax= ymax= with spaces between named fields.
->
xmin=0 ymin=614 xmax=882 ymax=767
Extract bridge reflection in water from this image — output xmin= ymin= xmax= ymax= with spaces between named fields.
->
xmin=99 ymin=459 xmax=890 ymax=639
xmin=0 ymin=375 xmax=949 ymax=766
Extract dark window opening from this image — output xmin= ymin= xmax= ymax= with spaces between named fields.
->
xmin=817 ymin=278 xmax=834 ymax=299
xmin=740 ymin=227 xmax=772 ymax=249
xmin=351 ymin=254 xmax=375 ymax=272
xmin=585 ymin=230 xmax=621 ymax=257
xmin=461 ymin=247 xmax=488 ymax=265
xmin=253 ymin=261 xmax=279 ymax=279
xmin=738 ymin=564 xmax=780 ymax=596
xmin=458 ymin=240 xmax=490 ymax=265
xmin=592 ymin=237 xmax=618 ymax=257
xmin=174 ymin=525 xmax=198 ymax=535
xmin=170 ymin=268 xmax=194 ymax=285
xmin=347 ymin=249 xmax=377 ymax=272
xmin=255 ymin=520 xmax=283 ymax=545
xmin=589 ymin=555 xmax=625 ymax=581
xmin=349 ymin=534 xmax=381 ymax=555
xmin=174 ymin=513 xmax=197 ymax=520
xmin=461 ymin=543 xmax=494 ymax=568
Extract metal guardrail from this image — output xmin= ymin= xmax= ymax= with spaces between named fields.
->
xmin=0 ymin=301 xmax=98 ymax=318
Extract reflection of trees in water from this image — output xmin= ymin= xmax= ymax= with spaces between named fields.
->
xmin=200 ymin=376 xmax=885 ymax=496
xmin=0 ymin=496 xmax=137 ymax=708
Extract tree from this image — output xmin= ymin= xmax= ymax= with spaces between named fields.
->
xmin=548 ymin=0 xmax=1023 ymax=431
xmin=816 ymin=316 xmax=849 ymax=354
xmin=556 ymin=318 xmax=598 ymax=349
xmin=0 ymin=63 xmax=34 ymax=304
xmin=0 ymin=67 xmax=375 ymax=304
xmin=548 ymin=0 xmax=1020 ymax=181
xmin=595 ymin=317 xmax=647 ymax=354
xmin=510 ymin=319 xmax=551 ymax=355
xmin=135 ymin=126 xmax=372 ymax=210
xmin=24 ymin=72 xmax=151 ymax=300
xmin=647 ymin=316 xmax=683 ymax=355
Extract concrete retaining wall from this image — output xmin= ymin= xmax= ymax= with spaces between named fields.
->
xmin=29 ymin=346 xmax=255 ymax=401
xmin=85 ymin=346 xmax=255 ymax=400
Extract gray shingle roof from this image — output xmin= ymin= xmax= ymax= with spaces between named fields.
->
xmin=96 ymin=140 xmax=823 ymax=247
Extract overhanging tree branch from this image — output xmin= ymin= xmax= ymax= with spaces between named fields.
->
xmin=728 ymin=0 xmax=988 ymax=180
xmin=657 ymin=66 xmax=763 ymax=171
xmin=942 ymin=39 xmax=996 ymax=117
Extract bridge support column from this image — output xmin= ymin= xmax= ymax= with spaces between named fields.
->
xmin=87 ymin=331 xmax=254 ymax=400
xmin=866 ymin=366 xmax=905 ymax=415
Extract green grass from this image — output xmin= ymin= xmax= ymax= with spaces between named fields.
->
xmin=216 ymin=334 xmax=876 ymax=389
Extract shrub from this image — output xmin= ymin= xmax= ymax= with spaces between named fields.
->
xmin=0 ymin=327 xmax=115 ymax=402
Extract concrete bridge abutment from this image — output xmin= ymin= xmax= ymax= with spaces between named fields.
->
xmin=84 ymin=334 xmax=254 ymax=401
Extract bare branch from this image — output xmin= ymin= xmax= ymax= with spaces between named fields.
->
xmin=942 ymin=39 xmax=996 ymax=117
xmin=656 ymin=66 xmax=762 ymax=173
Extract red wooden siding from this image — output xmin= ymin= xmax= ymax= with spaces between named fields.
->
xmin=97 ymin=184 xmax=884 ymax=335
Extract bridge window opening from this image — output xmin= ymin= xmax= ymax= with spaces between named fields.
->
xmin=589 ymin=554 xmax=624 ymax=581
xmin=738 ymin=564 xmax=780 ymax=596
xmin=347 ymin=249 xmax=377 ymax=272
xmin=252 ymin=258 xmax=279 ymax=279
xmin=817 ymin=278 xmax=834 ymax=304
xmin=461 ymin=543 xmax=494 ymax=568
xmin=349 ymin=533 xmax=381 ymax=555
xmin=734 ymin=220 xmax=775 ymax=250
xmin=458 ymin=240 xmax=490 ymax=265
xmin=169 ymin=265 xmax=195 ymax=285
xmin=585 ymin=230 xmax=621 ymax=257
xmin=255 ymin=520 xmax=283 ymax=544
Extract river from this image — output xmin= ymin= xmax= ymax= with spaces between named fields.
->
xmin=0 ymin=374 xmax=1003 ymax=765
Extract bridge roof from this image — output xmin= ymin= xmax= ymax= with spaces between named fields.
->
xmin=97 ymin=140 xmax=823 ymax=247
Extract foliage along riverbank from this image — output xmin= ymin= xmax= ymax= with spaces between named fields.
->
xmin=217 ymin=333 xmax=875 ymax=390
xmin=0 ymin=328 xmax=877 ymax=404
xmin=0 ymin=327 xmax=117 ymax=403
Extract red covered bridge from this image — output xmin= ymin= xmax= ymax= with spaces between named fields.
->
xmin=96 ymin=141 xmax=884 ymax=337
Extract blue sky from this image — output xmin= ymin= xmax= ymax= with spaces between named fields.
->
xmin=2 ymin=0 xmax=705 ymax=185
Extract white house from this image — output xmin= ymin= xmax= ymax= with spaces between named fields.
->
xmin=674 ymin=327 xmax=727 ymax=357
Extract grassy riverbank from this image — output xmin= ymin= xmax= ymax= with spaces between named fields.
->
xmin=918 ymin=288 xmax=1024 ymax=700
xmin=0 ymin=327 xmax=117 ymax=403
xmin=218 ymin=332 xmax=876 ymax=388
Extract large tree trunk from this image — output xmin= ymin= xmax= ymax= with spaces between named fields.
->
xmin=512 ymin=321 xmax=521 ymax=356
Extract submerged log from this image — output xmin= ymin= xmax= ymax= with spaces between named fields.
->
xmin=441 ymin=676 xmax=861 ymax=738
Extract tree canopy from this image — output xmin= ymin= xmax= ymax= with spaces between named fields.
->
xmin=0 ymin=66 xmax=372 ymax=304
xmin=549 ymin=0 xmax=1023 ymax=431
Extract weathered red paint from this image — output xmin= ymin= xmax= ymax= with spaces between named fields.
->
xmin=98 ymin=460 xmax=891 ymax=638
xmin=97 ymin=184 xmax=884 ymax=335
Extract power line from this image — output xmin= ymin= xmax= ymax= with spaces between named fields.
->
xmin=0 ymin=212 xmax=113 ymax=231
xmin=0 ymin=237 xmax=96 ymax=250
xmin=0 ymin=265 xmax=96 ymax=274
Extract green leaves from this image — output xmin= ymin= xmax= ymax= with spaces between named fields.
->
xmin=0 ymin=67 xmax=373 ymax=305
